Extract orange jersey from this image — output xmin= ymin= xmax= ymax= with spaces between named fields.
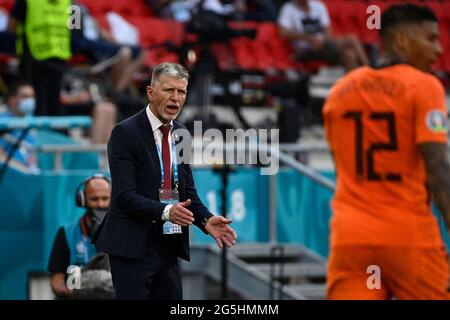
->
xmin=323 ymin=64 xmax=449 ymax=248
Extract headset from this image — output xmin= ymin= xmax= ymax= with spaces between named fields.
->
xmin=75 ymin=173 xmax=111 ymax=208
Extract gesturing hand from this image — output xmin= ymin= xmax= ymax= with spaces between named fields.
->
xmin=169 ymin=199 xmax=194 ymax=227
xmin=205 ymin=216 xmax=237 ymax=249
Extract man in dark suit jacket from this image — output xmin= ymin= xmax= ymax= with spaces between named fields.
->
xmin=94 ymin=62 xmax=237 ymax=300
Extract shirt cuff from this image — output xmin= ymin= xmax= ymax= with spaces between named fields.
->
xmin=162 ymin=204 xmax=173 ymax=221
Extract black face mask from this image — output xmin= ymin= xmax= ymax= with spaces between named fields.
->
xmin=86 ymin=208 xmax=108 ymax=237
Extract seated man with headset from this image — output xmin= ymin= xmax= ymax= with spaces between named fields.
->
xmin=47 ymin=174 xmax=111 ymax=299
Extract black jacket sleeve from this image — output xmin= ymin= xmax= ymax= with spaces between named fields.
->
xmin=107 ymin=124 xmax=166 ymax=221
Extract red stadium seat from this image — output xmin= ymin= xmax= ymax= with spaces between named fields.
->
xmin=336 ymin=1 xmax=362 ymax=37
xmin=164 ymin=20 xmax=185 ymax=47
xmin=231 ymin=37 xmax=256 ymax=70
xmin=78 ymin=0 xmax=152 ymax=17
xmin=211 ymin=42 xmax=236 ymax=71
xmin=130 ymin=17 xmax=184 ymax=48
xmin=145 ymin=47 xmax=179 ymax=67
xmin=0 ymin=0 xmax=14 ymax=11
xmin=324 ymin=1 xmax=345 ymax=36
xmin=0 ymin=53 xmax=15 ymax=65
xmin=361 ymin=1 xmax=387 ymax=45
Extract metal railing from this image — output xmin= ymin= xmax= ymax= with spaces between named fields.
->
xmin=36 ymin=144 xmax=107 ymax=171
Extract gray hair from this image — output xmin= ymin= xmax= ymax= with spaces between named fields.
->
xmin=151 ymin=62 xmax=189 ymax=86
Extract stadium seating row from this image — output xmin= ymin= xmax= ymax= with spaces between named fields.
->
xmin=0 ymin=0 xmax=449 ymax=73
xmin=324 ymin=0 xmax=450 ymax=72
xmin=86 ymin=0 xmax=450 ymax=73
xmin=76 ymin=0 xmax=153 ymax=18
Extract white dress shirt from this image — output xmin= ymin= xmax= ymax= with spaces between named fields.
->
xmin=146 ymin=105 xmax=174 ymax=221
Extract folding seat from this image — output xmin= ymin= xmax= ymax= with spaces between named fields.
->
xmin=361 ymin=0 xmax=386 ymax=45
xmin=248 ymin=23 xmax=275 ymax=70
xmin=76 ymin=0 xmax=95 ymax=15
xmin=442 ymin=2 xmax=450 ymax=23
xmin=231 ymin=37 xmax=257 ymax=70
xmin=0 ymin=0 xmax=15 ymax=11
xmin=156 ymin=49 xmax=179 ymax=64
xmin=324 ymin=0 xmax=345 ymax=36
xmin=261 ymin=23 xmax=296 ymax=70
xmin=145 ymin=47 xmax=179 ymax=67
xmin=445 ymin=53 xmax=450 ymax=73
xmin=251 ymin=41 xmax=274 ymax=71
xmin=255 ymin=22 xmax=277 ymax=43
xmin=149 ymin=18 xmax=171 ymax=45
xmin=348 ymin=1 xmax=371 ymax=41
xmin=211 ymin=42 xmax=235 ymax=71
xmin=126 ymin=0 xmax=153 ymax=17
xmin=163 ymin=20 xmax=185 ymax=47
xmin=334 ymin=1 xmax=360 ymax=36
xmin=86 ymin=0 xmax=110 ymax=16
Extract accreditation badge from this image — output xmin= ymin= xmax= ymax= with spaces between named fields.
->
xmin=160 ymin=188 xmax=182 ymax=235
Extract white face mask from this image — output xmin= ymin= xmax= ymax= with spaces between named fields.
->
xmin=18 ymin=97 xmax=36 ymax=116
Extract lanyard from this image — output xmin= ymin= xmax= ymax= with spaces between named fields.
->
xmin=155 ymin=131 xmax=179 ymax=188
xmin=82 ymin=235 xmax=89 ymax=265
xmin=80 ymin=217 xmax=90 ymax=265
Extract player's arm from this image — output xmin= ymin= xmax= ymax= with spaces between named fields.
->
xmin=419 ymin=142 xmax=450 ymax=230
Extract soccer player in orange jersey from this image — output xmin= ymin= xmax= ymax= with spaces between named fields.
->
xmin=323 ymin=3 xmax=450 ymax=299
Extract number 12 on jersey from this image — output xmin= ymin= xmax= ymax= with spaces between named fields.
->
xmin=344 ymin=111 xmax=402 ymax=182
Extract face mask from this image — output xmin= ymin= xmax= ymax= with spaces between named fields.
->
xmin=86 ymin=208 xmax=108 ymax=237
xmin=89 ymin=208 xmax=108 ymax=225
xmin=18 ymin=97 xmax=36 ymax=116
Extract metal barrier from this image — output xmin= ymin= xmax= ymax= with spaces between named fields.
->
xmin=0 ymin=116 xmax=92 ymax=182
xmin=37 ymin=144 xmax=107 ymax=171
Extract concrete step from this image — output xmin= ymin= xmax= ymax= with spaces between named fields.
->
xmin=249 ymin=262 xmax=326 ymax=279
xmin=287 ymin=283 xmax=327 ymax=300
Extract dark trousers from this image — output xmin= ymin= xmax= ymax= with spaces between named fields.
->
xmin=109 ymin=235 xmax=182 ymax=300
xmin=31 ymin=58 xmax=65 ymax=116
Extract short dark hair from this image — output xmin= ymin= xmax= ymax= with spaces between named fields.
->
xmin=6 ymin=81 xmax=32 ymax=100
xmin=380 ymin=3 xmax=438 ymax=38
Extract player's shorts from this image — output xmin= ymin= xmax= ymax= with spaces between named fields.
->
xmin=327 ymin=246 xmax=449 ymax=300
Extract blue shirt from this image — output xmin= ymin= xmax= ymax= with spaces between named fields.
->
xmin=0 ymin=111 xmax=38 ymax=171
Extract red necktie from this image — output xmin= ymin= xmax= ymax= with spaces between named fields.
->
xmin=160 ymin=125 xmax=171 ymax=190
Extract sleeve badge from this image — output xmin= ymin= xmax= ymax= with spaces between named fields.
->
xmin=425 ymin=110 xmax=449 ymax=133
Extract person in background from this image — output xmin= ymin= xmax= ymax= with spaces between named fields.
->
xmin=71 ymin=2 xmax=147 ymax=94
xmin=60 ymin=74 xmax=117 ymax=144
xmin=0 ymin=81 xmax=38 ymax=172
xmin=8 ymin=0 xmax=71 ymax=116
xmin=278 ymin=0 xmax=369 ymax=71
xmin=48 ymin=174 xmax=111 ymax=299
xmin=323 ymin=3 xmax=449 ymax=299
